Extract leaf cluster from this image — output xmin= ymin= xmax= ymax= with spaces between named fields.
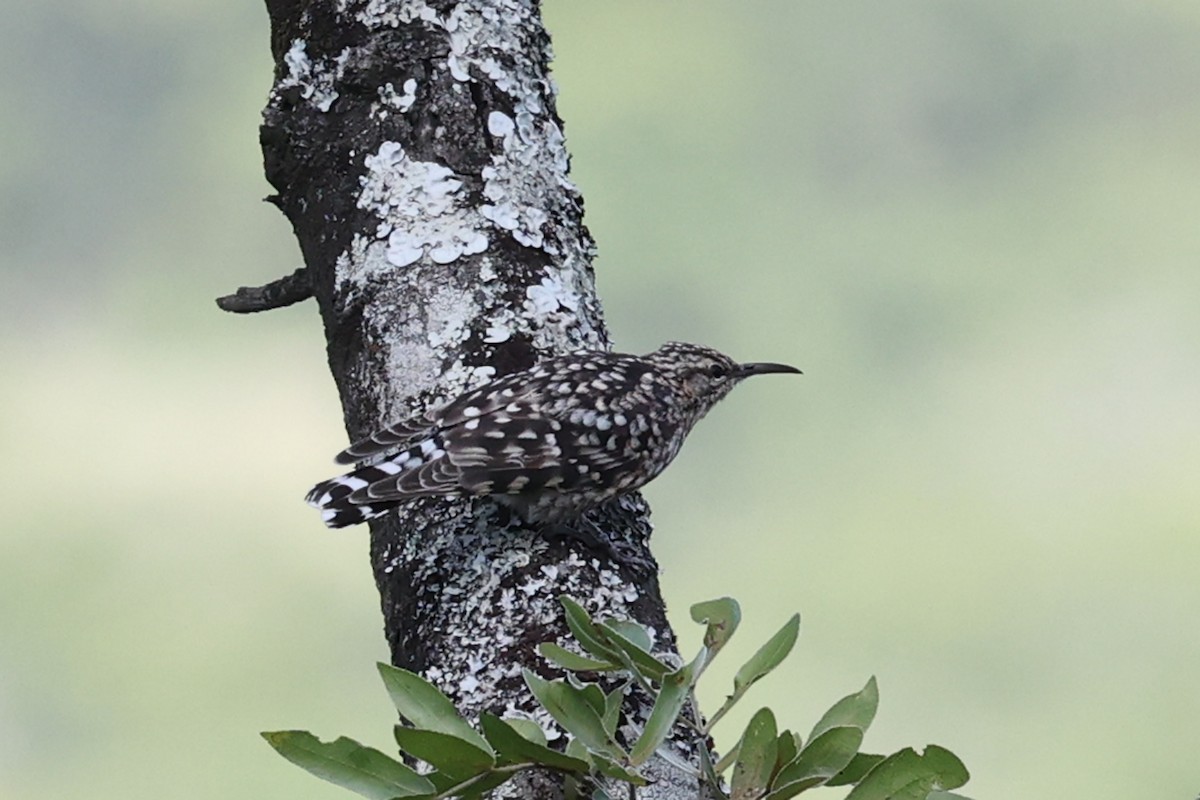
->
xmin=264 ymin=596 xmax=971 ymax=799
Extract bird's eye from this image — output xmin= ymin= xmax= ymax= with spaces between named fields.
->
xmin=708 ymin=364 xmax=729 ymax=380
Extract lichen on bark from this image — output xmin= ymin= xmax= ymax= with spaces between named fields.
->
xmin=250 ymin=1 xmax=705 ymax=796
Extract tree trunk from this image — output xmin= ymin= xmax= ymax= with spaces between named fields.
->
xmin=230 ymin=1 xmax=703 ymax=796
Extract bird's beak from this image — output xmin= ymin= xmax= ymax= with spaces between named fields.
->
xmin=736 ymin=362 xmax=802 ymax=378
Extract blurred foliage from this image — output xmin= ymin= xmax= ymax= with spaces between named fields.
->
xmin=1 ymin=1 xmax=1198 ymax=799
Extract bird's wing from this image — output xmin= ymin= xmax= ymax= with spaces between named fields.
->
xmin=334 ymin=374 xmax=541 ymax=465
xmin=335 ymin=417 xmax=438 ymax=464
xmin=441 ymin=404 xmax=578 ymax=495
xmin=338 ymin=400 xmax=563 ymax=503
xmin=348 ymin=436 xmax=466 ymax=502
xmin=450 ymin=405 xmax=667 ymax=497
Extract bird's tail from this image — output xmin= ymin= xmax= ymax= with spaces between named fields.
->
xmin=305 ymin=463 xmax=405 ymax=528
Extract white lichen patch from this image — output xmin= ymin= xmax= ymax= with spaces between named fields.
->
xmin=275 ymin=39 xmax=349 ymax=112
xmin=478 ymin=111 xmax=562 ymax=252
xmin=400 ymin=510 xmax=654 ymax=721
xmin=348 ymin=0 xmax=439 ymax=28
xmin=483 ymin=324 xmax=511 ymax=344
xmin=346 ymin=2 xmax=580 ymax=256
xmin=377 ymin=78 xmax=418 ymax=113
xmin=423 ymin=286 xmax=478 ymax=350
xmin=325 ymin=0 xmax=607 ymax=355
xmin=353 ymin=141 xmax=489 ymax=274
xmin=486 ymin=110 xmax=515 ymax=138
xmin=525 ymin=274 xmax=580 ymax=317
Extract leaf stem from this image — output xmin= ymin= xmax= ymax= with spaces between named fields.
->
xmin=430 ymin=763 xmax=529 ymax=799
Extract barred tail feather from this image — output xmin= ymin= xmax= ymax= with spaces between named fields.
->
xmin=318 ymin=500 xmax=396 ymax=528
xmin=306 ymin=464 xmax=405 ymax=529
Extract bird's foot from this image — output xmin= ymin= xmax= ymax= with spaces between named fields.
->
xmin=538 ymin=516 xmax=622 ymax=562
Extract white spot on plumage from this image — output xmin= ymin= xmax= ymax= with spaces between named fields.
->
xmin=517 ymin=429 xmax=537 ymax=440
xmin=376 ymin=461 xmax=402 ymax=474
xmin=484 ymin=429 xmax=506 ymax=439
xmin=463 ymin=406 xmax=481 ymax=418
xmin=594 ymin=415 xmax=611 ymax=431
xmin=581 ymin=409 xmax=597 ymax=427
xmin=464 ymin=419 xmax=480 ymax=430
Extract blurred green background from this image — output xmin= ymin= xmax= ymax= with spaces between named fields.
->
xmin=2 ymin=1 xmax=1198 ymax=797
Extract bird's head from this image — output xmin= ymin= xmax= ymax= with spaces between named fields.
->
xmin=647 ymin=341 xmax=801 ymax=416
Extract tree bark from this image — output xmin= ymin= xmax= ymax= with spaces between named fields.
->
xmin=239 ymin=1 xmax=703 ymax=796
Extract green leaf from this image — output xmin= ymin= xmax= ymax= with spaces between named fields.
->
xmin=808 ymin=676 xmax=878 ymax=741
xmin=629 ymin=660 xmax=696 ymax=765
xmin=699 ymin=740 xmax=726 ymax=798
xmin=501 ymin=714 xmax=549 ymax=748
xmin=501 ymin=717 xmax=548 ymax=747
xmin=560 ymin=596 xmax=622 ymax=663
xmin=604 ymin=619 xmax=654 ymax=653
xmin=479 ymin=713 xmax=591 ymax=773
xmin=261 ymin=731 xmax=435 ymax=799
xmin=430 ymin=768 xmax=512 ymax=798
xmin=597 ymin=620 xmax=672 ymax=683
xmin=565 ymin=737 xmax=592 ymax=765
xmin=602 ymin=686 xmax=624 ymax=737
xmin=591 ymin=753 xmax=650 ymax=786
xmin=768 ymin=726 xmax=863 ymax=798
xmin=826 ymin=753 xmax=886 ymax=787
xmin=919 ymin=746 xmax=969 ymax=790
xmin=763 ymin=776 xmax=823 ymax=799
xmin=733 ymin=614 xmax=800 ymax=693
xmin=731 ymin=708 xmax=778 ymax=800
xmin=567 ymin=675 xmax=609 ymax=720
xmin=376 ymin=663 xmax=492 ymax=754
xmin=690 ymin=597 xmax=742 ymax=655
xmin=539 ymin=642 xmax=618 ymax=672
xmin=927 ymin=793 xmax=974 ymax=800
xmin=706 ymin=614 xmax=801 ymax=736
xmin=844 ymin=746 xmax=970 ymax=800
xmin=773 ymin=730 xmax=800 ymax=779
xmin=391 ymin=726 xmax=494 ymax=781
xmin=524 ymin=669 xmax=624 ymax=759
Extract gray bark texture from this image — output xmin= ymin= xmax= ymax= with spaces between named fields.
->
xmin=247 ymin=1 xmax=706 ymax=797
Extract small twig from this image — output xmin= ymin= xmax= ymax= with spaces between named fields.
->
xmin=215 ymin=266 xmax=312 ymax=313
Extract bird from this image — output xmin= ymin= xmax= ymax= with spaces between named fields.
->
xmin=306 ymin=341 xmax=800 ymax=532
